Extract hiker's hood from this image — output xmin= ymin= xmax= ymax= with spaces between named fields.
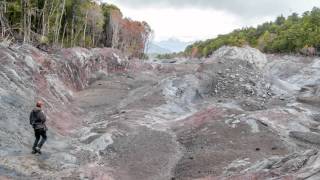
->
xmin=32 ymin=107 xmax=42 ymax=113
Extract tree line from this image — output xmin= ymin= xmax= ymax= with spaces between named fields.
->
xmin=185 ymin=7 xmax=320 ymax=58
xmin=0 ymin=0 xmax=152 ymax=58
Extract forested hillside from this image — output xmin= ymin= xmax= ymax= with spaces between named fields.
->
xmin=0 ymin=0 xmax=152 ymax=58
xmin=185 ymin=7 xmax=320 ymax=58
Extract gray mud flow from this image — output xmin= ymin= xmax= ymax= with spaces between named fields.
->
xmin=2 ymin=45 xmax=320 ymax=179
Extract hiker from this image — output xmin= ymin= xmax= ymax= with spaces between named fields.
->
xmin=29 ymin=101 xmax=47 ymax=154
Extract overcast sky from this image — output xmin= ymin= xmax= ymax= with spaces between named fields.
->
xmin=105 ymin=0 xmax=320 ymax=42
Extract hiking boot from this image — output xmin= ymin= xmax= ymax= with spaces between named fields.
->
xmin=31 ymin=150 xmax=37 ymax=154
xmin=35 ymin=147 xmax=41 ymax=154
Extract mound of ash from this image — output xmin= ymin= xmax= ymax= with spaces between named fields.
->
xmin=195 ymin=47 xmax=272 ymax=109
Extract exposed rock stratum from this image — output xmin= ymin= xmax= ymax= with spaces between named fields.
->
xmin=1 ymin=44 xmax=320 ymax=180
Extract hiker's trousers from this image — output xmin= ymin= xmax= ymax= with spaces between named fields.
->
xmin=33 ymin=128 xmax=47 ymax=150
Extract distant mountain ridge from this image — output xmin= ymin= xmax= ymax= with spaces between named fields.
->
xmin=148 ymin=38 xmax=192 ymax=54
xmin=147 ymin=43 xmax=172 ymax=54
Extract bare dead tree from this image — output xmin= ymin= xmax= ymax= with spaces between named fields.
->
xmin=0 ymin=1 xmax=5 ymax=38
xmin=61 ymin=22 xmax=67 ymax=47
xmin=55 ymin=0 xmax=65 ymax=44
xmin=41 ymin=0 xmax=48 ymax=38
xmin=83 ymin=10 xmax=88 ymax=46
xmin=71 ymin=15 xmax=75 ymax=46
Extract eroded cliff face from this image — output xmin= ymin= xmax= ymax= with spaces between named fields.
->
xmin=1 ymin=44 xmax=320 ymax=180
xmin=0 ymin=44 xmax=129 ymax=178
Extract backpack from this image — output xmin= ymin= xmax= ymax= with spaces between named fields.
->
xmin=30 ymin=110 xmax=40 ymax=126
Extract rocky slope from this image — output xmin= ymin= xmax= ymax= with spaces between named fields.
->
xmin=1 ymin=44 xmax=320 ymax=179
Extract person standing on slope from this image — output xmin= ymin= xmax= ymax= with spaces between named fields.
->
xmin=29 ymin=101 xmax=47 ymax=154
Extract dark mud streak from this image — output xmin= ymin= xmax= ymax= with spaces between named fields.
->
xmin=100 ymin=126 xmax=178 ymax=180
xmin=173 ymin=117 xmax=289 ymax=179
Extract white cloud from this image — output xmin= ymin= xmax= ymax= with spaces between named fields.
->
xmin=120 ymin=7 xmax=242 ymax=41
xmin=106 ymin=0 xmax=320 ymax=17
xmin=105 ymin=0 xmax=320 ymax=41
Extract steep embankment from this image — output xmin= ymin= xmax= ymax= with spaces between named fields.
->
xmin=2 ymin=44 xmax=320 ymax=179
xmin=0 ymin=44 xmax=128 ymax=178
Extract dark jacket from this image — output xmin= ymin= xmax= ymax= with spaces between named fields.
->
xmin=29 ymin=107 xmax=47 ymax=130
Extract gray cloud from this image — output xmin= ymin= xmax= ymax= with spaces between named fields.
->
xmin=108 ymin=0 xmax=320 ymax=17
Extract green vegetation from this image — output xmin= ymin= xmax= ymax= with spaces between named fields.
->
xmin=185 ymin=7 xmax=320 ymax=58
xmin=0 ymin=0 xmax=152 ymax=58
xmin=156 ymin=52 xmax=184 ymax=59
